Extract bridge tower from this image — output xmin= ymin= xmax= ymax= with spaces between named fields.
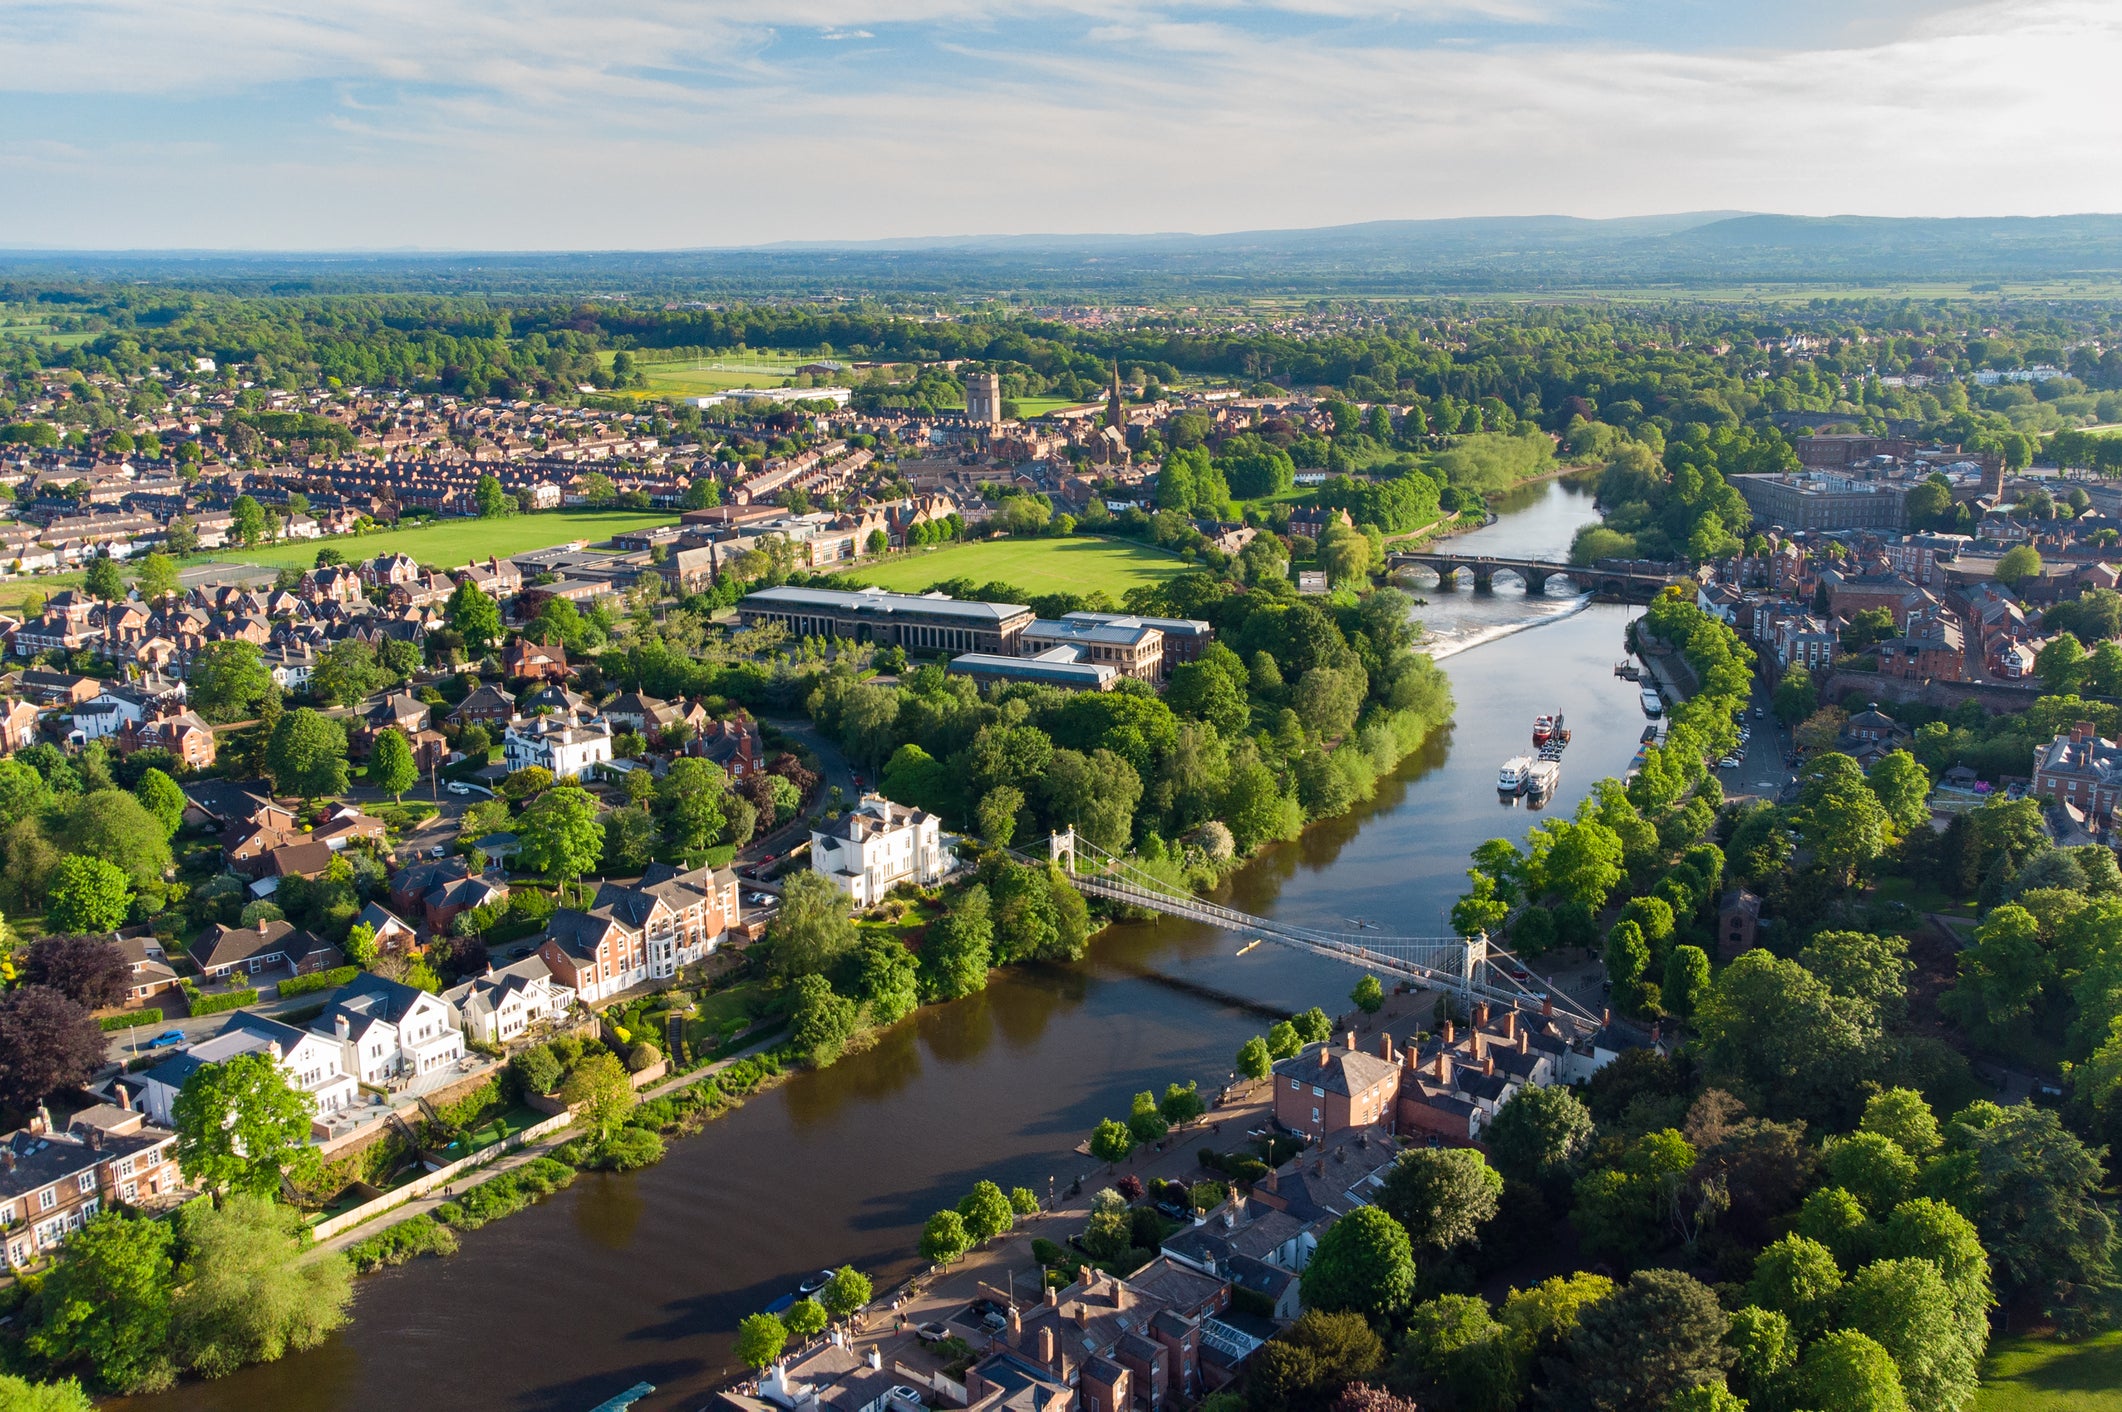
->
xmin=1049 ymin=827 xmax=1077 ymax=875
xmin=1460 ymin=931 xmax=1489 ymax=1001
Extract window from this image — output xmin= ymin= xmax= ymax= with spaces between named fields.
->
xmin=38 ymin=1189 xmax=55 ymax=1212
xmin=121 ymin=1182 xmax=137 ymax=1202
xmin=77 ymin=1172 xmax=94 ymax=1195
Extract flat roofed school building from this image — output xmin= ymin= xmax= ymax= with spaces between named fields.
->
xmin=738 ymin=585 xmax=1033 ymax=655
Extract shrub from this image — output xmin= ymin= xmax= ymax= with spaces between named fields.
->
xmin=99 ymin=1008 xmax=164 ymax=1032
xmin=279 ymin=966 xmax=360 ymax=998
xmin=512 ymin=1045 xmax=563 ymax=1096
xmin=625 ymin=1040 xmax=663 ymax=1074
xmin=345 ymin=1214 xmax=459 ymax=1273
xmin=592 ymin=1126 xmax=665 ymax=1171
xmin=432 ymin=1157 xmax=576 ymax=1230
xmin=190 ymin=987 xmax=260 ymax=1016
xmin=1031 ymin=1237 xmax=1068 ymax=1268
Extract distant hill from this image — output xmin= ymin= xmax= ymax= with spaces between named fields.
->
xmin=8 ymin=213 xmax=2122 ymax=296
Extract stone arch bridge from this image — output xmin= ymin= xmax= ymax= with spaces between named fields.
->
xmin=1385 ymin=552 xmax=1688 ymax=600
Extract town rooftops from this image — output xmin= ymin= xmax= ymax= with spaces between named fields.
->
xmin=743 ymin=583 xmax=1031 ymax=623
xmin=1270 ymin=1038 xmax=1402 ymax=1098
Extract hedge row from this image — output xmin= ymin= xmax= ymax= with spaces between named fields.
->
xmin=189 ymin=988 xmax=260 ymax=1016
xmin=431 ymin=1157 xmax=576 ymax=1231
xmin=279 ymin=966 xmax=360 ymax=998
xmin=99 ymin=1008 xmax=164 ymax=1032
xmin=344 ymin=1213 xmax=460 ymax=1273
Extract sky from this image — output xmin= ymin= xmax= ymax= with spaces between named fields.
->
xmin=1 ymin=0 xmax=2117 ymax=250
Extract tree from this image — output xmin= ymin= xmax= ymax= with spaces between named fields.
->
xmin=820 ymin=1265 xmax=871 ymax=1323
xmin=919 ymin=1209 xmax=971 ymax=1264
xmin=1293 ymin=1007 xmax=1333 ymax=1045
xmin=369 ymin=727 xmax=418 ymax=801
xmin=1797 ymin=766 xmax=1893 ymax=881
xmin=737 ymin=1312 xmax=788 ymax=1369
xmin=1860 ymin=1088 xmax=1942 ymax=1159
xmin=169 ymin=1194 xmax=352 ymax=1379
xmin=1664 ymin=945 xmax=1711 ymax=1019
xmin=1248 ymin=1311 xmax=1384 ymax=1412
xmin=958 ymin=1179 xmax=1014 ymax=1243
xmin=1011 ymin=1186 xmax=1040 ymax=1216
xmin=771 ymin=872 xmax=860 ymax=980
xmin=1995 ymin=544 xmax=2043 ymax=588
xmin=976 ymin=781 xmax=1027 ymax=849
xmin=854 ymin=935 xmax=919 ymax=1026
xmin=45 ymin=855 xmax=132 ymax=935
xmin=231 ymin=494 xmax=268 ymax=545
xmin=789 ymin=973 xmax=859 ymax=1066
xmin=1946 ymin=903 xmax=2051 ymax=1035
xmin=1866 ymin=750 xmax=1931 ymax=832
xmin=1090 ymin=1117 xmax=1135 ymax=1164
xmin=446 ymin=580 xmax=503 ymax=656
xmin=134 ymin=767 xmax=185 ymax=838
xmin=82 ymin=553 xmax=124 ymax=604
xmin=173 ymin=1052 xmax=320 ymax=1198
xmin=1838 ymin=1257 xmax=1980 ymax=1412
xmin=1350 ymin=974 xmax=1384 ymax=1014
xmin=921 ymin=884 xmax=993 ymax=1000
xmin=1939 ymin=1102 xmax=2118 ymax=1330
xmin=513 ymin=1045 xmax=563 ymax=1096
xmin=57 ymin=788 xmax=174 ymax=892
xmin=1266 ymin=1020 xmax=1303 ymax=1061
xmin=1694 ymin=950 xmax=1878 ymax=1123
xmin=559 ymin=1050 xmax=636 ymax=1140
xmin=134 ymin=551 xmax=180 ymax=605
xmin=188 ymin=639 xmax=277 ymax=723
xmin=1160 ymin=1080 xmax=1207 ymax=1126
xmin=265 ymin=708 xmax=349 ymax=799
xmin=1605 ymin=920 xmax=1650 ymax=990
xmin=1393 ymin=1294 xmax=1516 ymax=1412
xmin=657 ymin=757 xmax=730 ymax=853
xmin=781 ymin=1297 xmax=827 ymax=1342
xmin=1773 ymin=663 xmax=1816 ymax=725
xmin=1744 ymin=1234 xmax=1844 ymax=1340
xmin=1484 ymin=1084 xmax=1594 ymax=1187
xmin=518 ymin=784 xmax=604 ymax=883
xmin=474 ymin=472 xmax=515 ymax=518
xmin=1376 ymin=1147 xmax=1503 ymax=1255
xmin=1825 ymin=1131 xmax=1918 ymax=1215
xmin=24 ymin=1211 xmax=175 ymax=1394
xmin=0 ymin=1375 xmax=94 ymax=1411
xmin=1800 ymin=930 xmax=1913 ymax=1022
xmin=309 ymin=639 xmax=385 ymax=707
xmin=1127 ymin=1089 xmax=1170 ymax=1143
xmin=1237 ymin=1035 xmax=1273 ymax=1080
xmin=22 ymin=934 xmax=129 ymax=1009
xmin=1543 ymin=1270 xmax=1733 ymax=1412
xmin=0 ymin=985 xmax=105 ymax=1111
xmin=1788 ymin=1331 xmax=1909 ymax=1412
xmin=1301 ymin=1206 xmax=1415 ymax=1321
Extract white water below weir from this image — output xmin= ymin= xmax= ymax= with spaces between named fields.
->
xmin=1040 ymin=827 xmax=1604 ymax=1028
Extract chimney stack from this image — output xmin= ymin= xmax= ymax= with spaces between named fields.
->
xmin=1344 ymin=1031 xmax=1357 ymax=1052
xmin=1039 ymin=1326 xmax=1056 ymax=1365
xmin=1473 ymin=1002 xmax=1490 ymax=1027
xmin=1318 ymin=1046 xmax=1330 ymax=1069
xmin=335 ymin=1014 xmax=351 ymax=1041
xmin=1009 ymin=1306 xmax=1023 ymax=1340
xmin=1517 ymin=1028 xmax=1529 ymax=1055
xmin=1046 ymin=1285 xmax=1059 ymax=1308
xmin=119 ymin=1085 xmax=133 ymax=1111
xmin=1542 ymin=996 xmax=1554 ymax=1017
xmin=1435 ymin=1052 xmax=1452 ymax=1086
xmin=1376 ymin=1034 xmax=1393 ymax=1063
xmin=1602 ymin=1007 xmax=1612 ymax=1026
xmin=1484 ymin=1054 xmax=1495 ymax=1077
xmin=1442 ymin=1020 xmax=1455 ymax=1044
xmin=1501 ymin=1011 xmax=1517 ymax=1040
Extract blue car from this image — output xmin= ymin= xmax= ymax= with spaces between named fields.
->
xmin=146 ymin=1030 xmax=186 ymax=1049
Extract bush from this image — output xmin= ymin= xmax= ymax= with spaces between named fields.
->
xmin=345 ymin=1214 xmax=460 ymax=1273
xmin=432 ymin=1157 xmax=576 ymax=1230
xmin=99 ymin=1008 xmax=164 ymax=1032
xmin=512 ymin=1045 xmax=563 ymax=1096
xmin=624 ymin=1040 xmax=663 ymax=1074
xmin=591 ymin=1126 xmax=665 ymax=1171
xmin=190 ymin=987 xmax=260 ymax=1016
xmin=279 ymin=966 xmax=359 ymax=998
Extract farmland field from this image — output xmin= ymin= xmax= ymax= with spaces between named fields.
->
xmin=1976 ymin=1331 xmax=2122 ymax=1412
xmin=840 ymin=535 xmax=1189 ymax=601
xmin=191 ymin=509 xmax=679 ymax=574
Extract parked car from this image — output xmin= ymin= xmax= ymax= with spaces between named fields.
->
xmin=915 ymin=1322 xmax=951 ymax=1344
xmin=146 ymin=1030 xmax=187 ymax=1049
xmin=886 ymin=1387 xmax=925 ymax=1411
xmin=1155 ymin=1200 xmax=1191 ymax=1222
xmin=446 ymin=781 xmax=474 ymax=795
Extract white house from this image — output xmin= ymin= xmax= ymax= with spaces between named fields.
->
xmin=503 ymin=714 xmax=614 ymax=780
xmin=444 ymin=955 xmax=576 ymax=1044
xmin=140 ymin=1012 xmax=359 ymax=1131
xmin=313 ymin=972 xmax=465 ymax=1085
xmin=69 ymin=683 xmax=161 ymax=743
xmin=809 ymin=793 xmax=952 ymax=908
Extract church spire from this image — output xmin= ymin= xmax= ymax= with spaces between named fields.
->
xmin=1106 ymin=360 xmax=1124 ymax=431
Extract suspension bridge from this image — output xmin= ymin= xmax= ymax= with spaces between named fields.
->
xmin=1034 ymin=829 xmax=1605 ymax=1029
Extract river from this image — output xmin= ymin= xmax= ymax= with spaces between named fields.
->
xmin=125 ymin=476 xmax=1646 ymax=1412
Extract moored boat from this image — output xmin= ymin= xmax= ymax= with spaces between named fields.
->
xmin=1498 ymin=755 xmax=1532 ymax=793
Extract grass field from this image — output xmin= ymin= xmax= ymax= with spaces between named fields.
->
xmin=1977 ymin=1331 xmax=2122 ymax=1412
xmin=1016 ymin=397 xmax=1092 ymax=418
xmin=602 ymin=349 xmax=838 ymax=399
xmin=194 ymin=509 xmax=679 ymax=574
xmin=843 ymin=536 xmax=1190 ymax=600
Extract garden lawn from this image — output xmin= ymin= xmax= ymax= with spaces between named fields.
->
xmin=1977 ymin=1331 xmax=2122 ymax=1412
xmin=845 ymin=536 xmax=1189 ymax=601
xmin=190 ymin=509 xmax=678 ymax=574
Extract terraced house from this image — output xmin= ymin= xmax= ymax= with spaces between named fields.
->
xmin=538 ymin=861 xmax=740 ymax=1004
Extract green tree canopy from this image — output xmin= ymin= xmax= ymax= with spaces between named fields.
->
xmin=1299 ymin=1206 xmax=1415 ymax=1322
xmin=173 ymin=1052 xmax=321 ymax=1198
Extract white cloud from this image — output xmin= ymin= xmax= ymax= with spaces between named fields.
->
xmin=0 ymin=0 xmax=2114 ymax=247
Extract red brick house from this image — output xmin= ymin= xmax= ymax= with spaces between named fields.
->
xmin=504 ymin=637 xmax=568 ymax=681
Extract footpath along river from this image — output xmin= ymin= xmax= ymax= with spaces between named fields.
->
xmin=123 ymin=475 xmax=1653 ymax=1412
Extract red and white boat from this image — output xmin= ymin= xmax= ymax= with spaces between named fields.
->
xmin=1532 ymin=714 xmax=1554 ymax=747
